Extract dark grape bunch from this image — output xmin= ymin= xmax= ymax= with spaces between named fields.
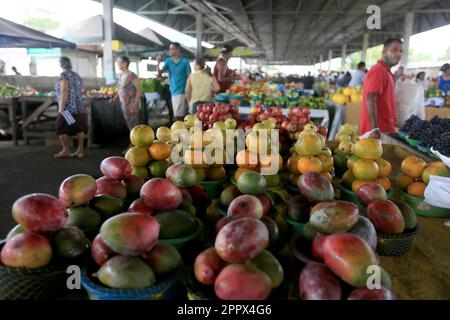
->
xmin=401 ymin=115 xmax=450 ymax=156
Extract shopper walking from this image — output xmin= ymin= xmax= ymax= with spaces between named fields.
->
xmin=54 ymin=56 xmax=87 ymax=159
xmin=360 ymin=38 xmax=403 ymax=136
xmin=348 ymin=62 xmax=366 ymax=87
xmin=185 ymin=58 xmax=220 ymax=113
xmin=214 ymin=45 xmax=240 ymax=93
xmin=157 ymin=42 xmax=191 ymax=118
xmin=112 ymin=56 xmax=142 ymax=130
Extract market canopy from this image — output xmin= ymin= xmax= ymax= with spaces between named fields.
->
xmin=106 ymin=0 xmax=450 ymax=64
xmin=0 ymin=17 xmax=75 ymax=49
xmin=137 ymin=28 xmax=194 ymax=58
xmin=61 ymin=15 xmax=160 ymax=50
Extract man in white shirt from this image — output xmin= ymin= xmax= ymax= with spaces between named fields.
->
xmin=348 ymin=62 xmax=366 ymax=87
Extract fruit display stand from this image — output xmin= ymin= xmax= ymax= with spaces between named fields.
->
xmin=381 ymin=133 xmax=434 ymax=163
xmin=425 ymin=106 xmax=450 ymax=120
xmin=0 ymin=97 xmax=20 ymax=145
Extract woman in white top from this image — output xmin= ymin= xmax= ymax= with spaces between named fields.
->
xmin=415 ymin=72 xmax=428 ymax=91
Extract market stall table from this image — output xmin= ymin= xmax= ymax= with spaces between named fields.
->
xmin=0 ymin=97 xmax=19 ymax=145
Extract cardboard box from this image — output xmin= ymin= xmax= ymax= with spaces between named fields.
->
xmin=425 ymin=107 xmax=450 ymax=120
xmin=344 ymin=102 xmax=362 ymax=126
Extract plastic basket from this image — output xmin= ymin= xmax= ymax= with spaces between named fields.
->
xmin=199 ymin=178 xmax=227 ymax=199
xmin=183 ymin=268 xmax=215 ymax=300
xmin=80 ymin=261 xmax=184 ymax=300
xmin=416 ymin=145 xmax=430 ymax=153
xmin=283 ymin=214 xmax=305 ymax=238
xmin=399 ymin=190 xmax=450 ymax=218
xmin=289 ymin=234 xmax=316 ymax=265
xmin=0 ymin=240 xmax=75 ymax=300
xmin=397 ymin=130 xmax=407 ymax=139
xmin=159 ymin=218 xmax=204 ymax=250
xmin=376 ymin=225 xmax=421 ymax=256
xmin=406 ymin=137 xmax=422 ymax=147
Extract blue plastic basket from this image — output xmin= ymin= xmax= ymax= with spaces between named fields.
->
xmin=81 ymin=262 xmax=184 ymax=300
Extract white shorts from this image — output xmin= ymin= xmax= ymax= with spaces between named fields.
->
xmin=171 ymin=94 xmax=187 ymax=117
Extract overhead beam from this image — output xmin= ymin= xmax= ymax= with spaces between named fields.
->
xmin=282 ymin=0 xmax=303 ymax=59
xmin=244 ymin=0 xmax=266 ymax=10
xmin=137 ymin=0 xmax=157 ymax=12
xmin=237 ymin=0 xmax=263 ymax=50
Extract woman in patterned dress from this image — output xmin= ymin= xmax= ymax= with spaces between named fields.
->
xmin=54 ymin=56 xmax=88 ymax=159
xmin=111 ymin=56 xmax=142 ymax=130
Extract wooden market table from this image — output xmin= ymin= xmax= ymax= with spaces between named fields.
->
xmin=0 ymin=97 xmax=20 ymax=146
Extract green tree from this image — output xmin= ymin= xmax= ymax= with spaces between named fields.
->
xmin=23 ymin=17 xmax=59 ymax=32
xmin=442 ymin=46 xmax=450 ymax=59
xmin=408 ymin=47 xmax=433 ymax=61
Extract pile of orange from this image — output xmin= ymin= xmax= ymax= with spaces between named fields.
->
xmin=396 ymin=156 xmax=450 ymax=198
xmin=340 ymin=138 xmax=392 ymax=192
xmin=123 ymin=124 xmax=174 ymax=179
xmin=287 ymin=126 xmax=333 ymax=183
xmin=234 ymin=148 xmax=283 ymax=185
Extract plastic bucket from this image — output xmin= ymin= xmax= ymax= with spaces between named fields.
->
xmin=81 ymin=262 xmax=184 ymax=300
xmin=199 ymin=179 xmax=227 ymax=199
xmin=376 ymin=225 xmax=421 ymax=256
xmin=159 ymin=218 xmax=204 ymax=250
xmin=399 ymin=190 xmax=450 ymax=218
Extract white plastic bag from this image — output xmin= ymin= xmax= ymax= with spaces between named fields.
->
xmin=395 ymin=82 xmax=425 ymax=128
xmin=423 ymin=148 xmax=450 ymax=209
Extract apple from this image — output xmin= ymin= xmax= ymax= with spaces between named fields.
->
xmin=225 ymin=118 xmax=237 ymax=129
xmin=213 ymin=121 xmax=227 ymax=130
xmin=184 ymin=114 xmax=196 ymax=128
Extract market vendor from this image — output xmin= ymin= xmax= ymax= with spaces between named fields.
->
xmin=360 ymin=38 xmax=403 ymax=137
xmin=213 ymin=45 xmax=241 ymax=93
xmin=438 ymin=63 xmax=450 ymax=95
xmin=157 ymin=42 xmax=191 ymax=119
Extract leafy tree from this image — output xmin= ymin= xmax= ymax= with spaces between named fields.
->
xmin=23 ymin=17 xmax=59 ymax=33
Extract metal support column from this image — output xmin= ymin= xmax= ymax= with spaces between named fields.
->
xmin=196 ymin=12 xmax=203 ymax=58
xmin=102 ymin=0 xmax=115 ymax=83
xmin=403 ymin=12 xmax=414 ymax=71
xmin=362 ymin=33 xmax=369 ymax=62
xmin=328 ymin=50 xmax=332 ymax=72
xmin=341 ymin=43 xmax=347 ymax=70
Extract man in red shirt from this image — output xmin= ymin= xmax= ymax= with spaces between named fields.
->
xmin=360 ymin=38 xmax=403 ymax=137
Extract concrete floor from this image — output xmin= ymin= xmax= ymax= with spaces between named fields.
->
xmin=0 ymin=140 xmax=125 ymax=238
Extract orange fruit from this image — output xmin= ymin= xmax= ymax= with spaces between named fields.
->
xmin=428 ymin=161 xmax=446 ymax=168
xmin=318 ymin=154 xmax=334 ymax=173
xmin=421 ymin=165 xmax=450 ymax=184
xmin=407 ymin=181 xmax=427 ymax=198
xmin=235 ymin=150 xmax=258 ymax=169
xmin=376 ymin=158 xmax=392 ymax=177
xmin=353 ymin=138 xmax=383 ymax=160
xmin=287 ymin=155 xmax=301 ymax=174
xmin=125 ymin=146 xmax=151 ymax=167
xmin=234 ymin=167 xmax=253 ymax=181
xmin=321 ymin=172 xmax=332 ymax=182
xmin=401 ymin=156 xmax=426 ymax=178
xmin=395 ymin=174 xmax=414 ymax=190
xmin=184 ymin=149 xmax=205 ymax=168
xmin=297 ymin=156 xmax=323 ymax=174
xmin=148 ymin=143 xmax=171 ymax=161
xmin=352 ymin=179 xmax=369 ymax=192
xmin=260 ymin=154 xmax=283 ymax=171
xmin=205 ymin=166 xmax=226 ymax=180
xmin=347 ymin=155 xmax=360 ymax=170
xmin=376 ymin=176 xmax=392 ymax=191
xmin=352 ymin=159 xmax=379 ymax=181
xmin=295 ymin=134 xmax=322 ymax=156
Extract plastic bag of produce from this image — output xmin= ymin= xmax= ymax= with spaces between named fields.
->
xmin=424 ymin=148 xmax=450 ymax=209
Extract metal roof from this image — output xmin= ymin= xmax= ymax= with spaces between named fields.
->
xmin=0 ymin=17 xmax=76 ymax=49
xmin=107 ymin=0 xmax=450 ymax=64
